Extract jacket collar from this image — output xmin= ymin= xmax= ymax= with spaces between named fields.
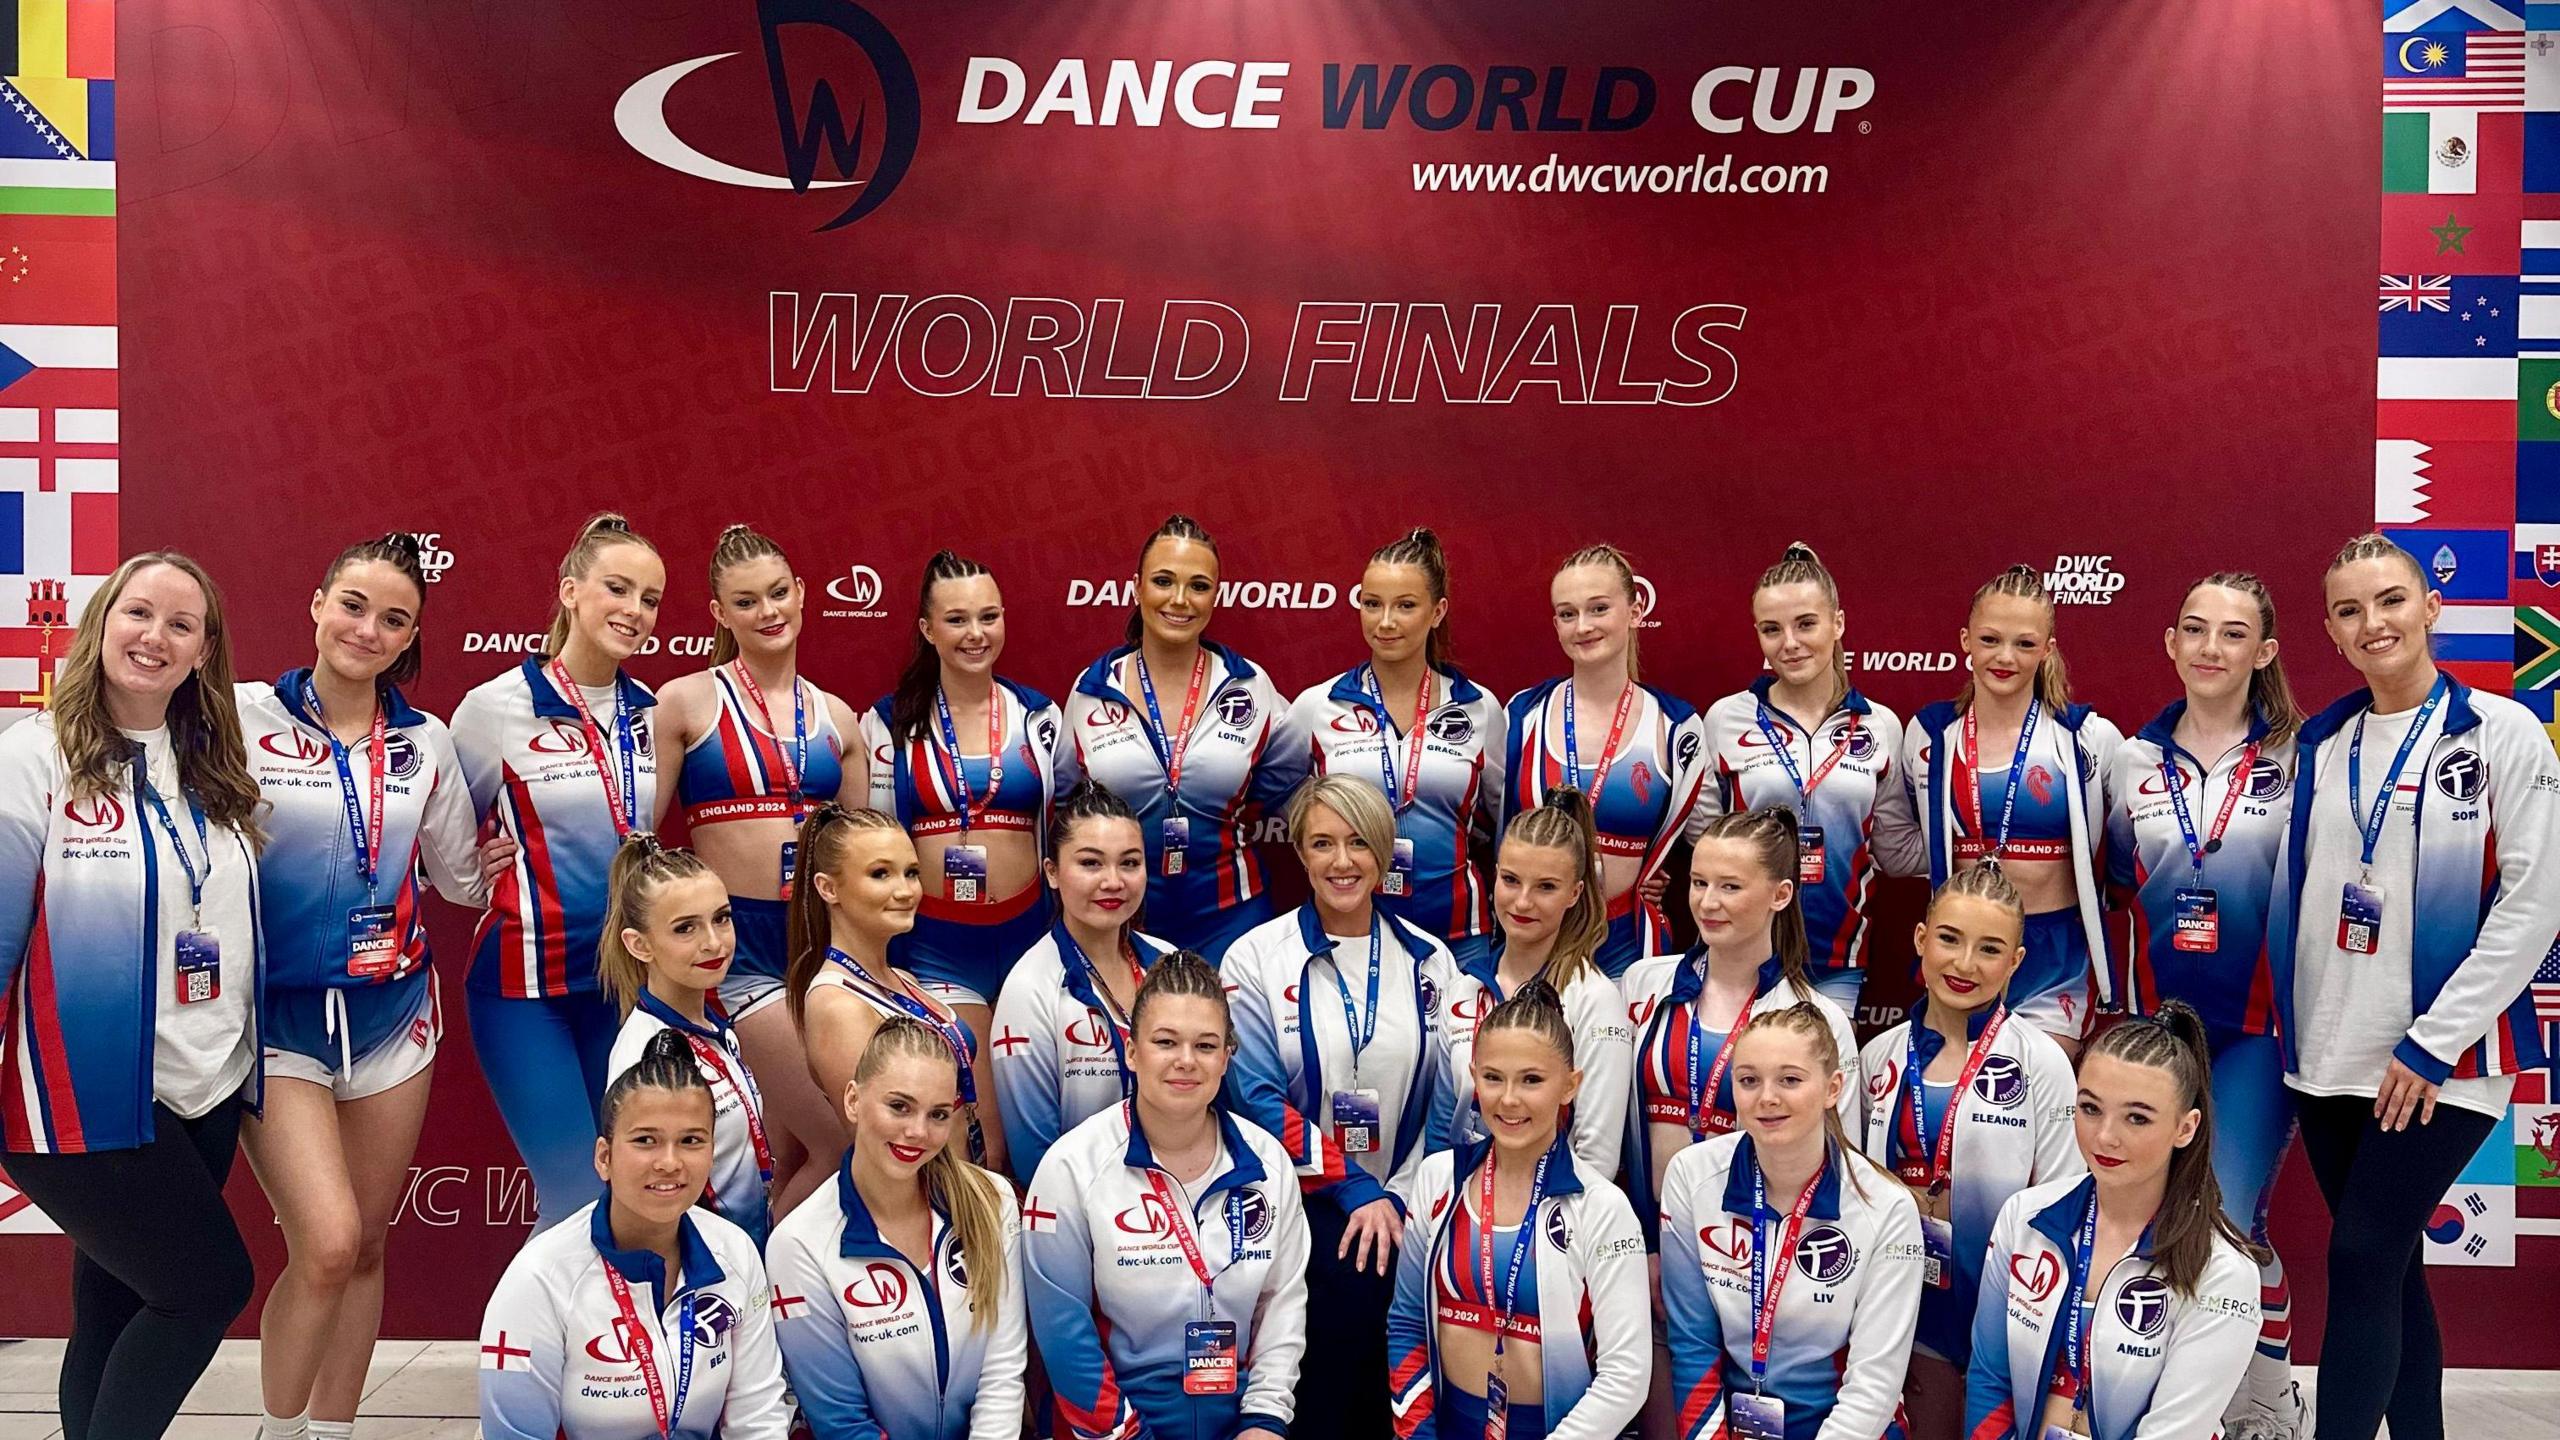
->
xmin=1053 ymin=921 xmax=1170 ymax=1011
xmin=1665 ymin=946 xmax=1788 ymax=1008
xmin=1295 ymin=902 xmax=1436 ymax=971
xmin=1452 ymin=1123 xmax=1586 ymax=1202
xmin=1904 ymin=996 xmax=2003 ymax=1069
xmin=2299 ymin=676 xmax=2478 ymax=748
xmin=634 ymin=989 xmax=731 ymax=1048
xmin=522 ymin=656 xmax=658 ymax=721
xmin=1120 ymin=1101 xmax=1269 ymax=1195
xmin=832 ymin=1149 xmax=952 ymax=1262
xmin=1324 ymin=662 xmax=1485 ymax=711
xmin=276 ymin=666 xmax=427 ymax=730
xmin=1073 ymin=640 xmax=1256 ymax=703
xmin=1916 ymin=697 xmax=2098 ymax=737
xmin=1717 ymin=1133 xmax=1845 ymax=1223
xmin=2133 ymin=699 xmax=2272 ymax=752
xmin=1746 ymin=674 xmax=1873 ymax=721
xmin=589 ymin=1191 xmax=724 ymax=1303
xmin=2025 ymin=1174 xmax=2160 ymax=1260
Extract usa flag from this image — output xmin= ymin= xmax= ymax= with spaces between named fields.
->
xmin=2533 ymin=934 xmax=2560 ymax=1055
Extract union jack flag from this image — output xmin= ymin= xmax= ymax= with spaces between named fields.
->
xmin=2382 ymin=274 xmax=2456 ymax=312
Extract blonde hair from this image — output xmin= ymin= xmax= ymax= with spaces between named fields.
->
xmin=1754 ymin=541 xmax=1846 ymax=707
xmin=1928 ymin=861 xmax=2025 ymax=927
xmin=1693 ymin=806 xmax=1815 ymax=992
xmin=50 ymin=552 xmax=264 ymax=840
xmin=2326 ymin=532 xmax=2431 ymax=595
xmin=1286 ymin=773 xmax=1398 ymax=873
xmin=707 ymin=524 xmax=789 ymax=666
xmin=1735 ymin=1001 xmax=1872 ymax=1197
xmin=599 ymin=833 xmax=718 ymax=1015
xmin=1954 ymin=564 xmax=2072 ymax=712
xmin=544 ymin=512 xmax=660 ymax=658
xmin=1553 ymin=543 xmax=1643 ymax=681
xmin=1499 ymin=790 xmax=1606 ymax=994
xmin=783 ymin=804 xmax=910 ymax=1026
xmin=856 ymin=1019 xmax=1009 ymax=1331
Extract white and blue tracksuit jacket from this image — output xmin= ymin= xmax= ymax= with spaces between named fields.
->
xmin=0 ymin=712 xmax=267 ymax=1154
xmin=1385 ymin=1131 xmax=1651 ymax=1440
xmin=1962 ymin=1176 xmax=2259 ymax=1440
xmin=239 ymin=672 xmax=484 ymax=1064
xmin=606 ymin=993 xmax=773 ymax=1248
xmin=451 ymin=659 xmax=660 ymax=999
xmin=1855 ymin=1003 xmax=2081 ymax=1364
xmin=1060 ymin=643 xmax=1309 ymax=958
xmin=990 ymin=921 xmax=1181 ymax=1187
xmin=1659 ymin=1132 xmax=1923 ymax=1440
xmin=1222 ymin=905 xmax=1459 ymax=1218
xmin=766 ymin=1152 xmax=1028 ymax=1440
xmin=1023 ymin=1102 xmax=1312 ymax=1440
xmin=477 ymin=1197 xmax=788 ymax=1440
xmin=1291 ymin=664 xmax=1507 ymax=952
xmin=1699 ymin=681 xmax=1927 ymax=980
xmin=2103 ymin=704 xmax=2294 ymax=1036
xmin=1441 ymin=954 xmax=1632 ymax=1180
xmin=2268 ymin=681 xmax=2560 ymax=1084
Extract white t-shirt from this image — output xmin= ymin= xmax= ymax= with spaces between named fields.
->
xmin=132 ymin=726 xmax=256 ymax=1119
xmin=2288 ymin=704 xmax=2514 ymax=1118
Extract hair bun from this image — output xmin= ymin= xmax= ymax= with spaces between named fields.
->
xmin=1781 ymin=541 xmax=1819 ymax=563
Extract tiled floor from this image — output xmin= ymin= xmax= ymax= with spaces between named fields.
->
xmin=0 ymin=1340 xmax=2552 ymax=1437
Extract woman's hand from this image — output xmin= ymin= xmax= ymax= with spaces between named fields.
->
xmin=2375 ymin=1059 xmax=2439 ymax=1132
xmin=478 ymin=834 xmax=519 ymax=887
xmin=1339 ymin=1197 xmax=1402 ymax=1276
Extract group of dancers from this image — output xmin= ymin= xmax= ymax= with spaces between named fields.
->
xmin=0 ymin=513 xmax=2550 ymax=1440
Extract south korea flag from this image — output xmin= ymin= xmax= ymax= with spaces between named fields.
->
xmin=2423 ymin=1183 xmax=2515 ymax=1268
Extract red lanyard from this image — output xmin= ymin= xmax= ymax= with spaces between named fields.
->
xmin=727 ymin=661 xmax=803 ymax=803
xmin=682 ymin=1033 xmax=775 ymax=1182
xmin=1748 ymin=1161 xmax=1824 ymax=1386
xmin=1563 ymin=678 xmax=1638 ymax=798
xmin=1895 ymin=1006 xmax=2007 ymax=1190
xmin=1137 ymin=651 xmax=1210 ymax=796
xmin=1378 ymin=667 xmax=1434 ymax=812
xmin=601 ymin=1261 xmax=692 ymax=1437
xmin=2162 ymin=742 xmax=2258 ymax=874
xmin=1686 ymin=993 xmax=1755 ymax=1138
xmin=547 ymin=660 xmax=635 ymax=837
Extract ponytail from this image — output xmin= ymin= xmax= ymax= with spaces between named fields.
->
xmin=2081 ymin=999 xmax=2257 ymax=1296
xmin=2179 ymin=571 xmax=2303 ymax=746
xmin=1499 ymin=790 xmax=1607 ymax=993
xmin=599 ymin=833 xmax=716 ymax=1016
xmin=1478 ymin=976 xmax=1575 ymax=1065
xmin=783 ymin=803 xmax=907 ymax=1027
xmin=856 ymin=1019 xmax=1009 ymax=1331
xmin=1126 ymin=515 xmax=1219 ymax=645
xmin=1754 ymin=541 xmax=1847 ymax=711
xmin=1954 ymin=564 xmax=2071 ymax=713
xmin=1553 ymin=543 xmax=1643 ymax=682
xmin=545 ymin=512 xmax=658 ymax=659
xmin=706 ymin=523 xmax=789 ymax=667
xmin=320 ymin=532 xmax=432 ymax=689
xmin=1369 ymin=527 xmax=1455 ymax=668
xmin=600 ymin=1027 xmax=713 ymax=1137
xmin=890 ymin=550 xmax=997 ymax=743
xmin=1694 ymin=805 xmax=1814 ymax=993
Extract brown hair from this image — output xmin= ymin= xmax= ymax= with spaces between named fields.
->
xmin=783 ymin=803 xmax=909 ymax=1026
xmin=1498 ymin=789 xmax=1607 ymax=994
xmin=1735 ymin=1000 xmax=1876 ymax=1198
xmin=1129 ymin=949 xmax=1232 ymax=1046
xmin=707 ymin=524 xmax=790 ymax=667
xmin=2080 ymin=999 xmax=2257 ymax=1296
xmin=599 ymin=832 xmax=719 ymax=1016
xmin=319 ymin=533 xmax=431 ymax=689
xmin=1126 ymin=515 xmax=1219 ymax=645
xmin=1954 ymin=565 xmax=2072 ymax=713
xmin=891 ymin=550 xmax=998 ymax=743
xmin=1692 ymin=806 xmax=1815 ymax=992
xmin=1369 ymin=527 xmax=1454 ymax=668
xmin=599 ymin=1026 xmax=714 ymax=1138
xmin=1553 ymin=543 xmax=1643 ymax=681
xmin=1754 ymin=541 xmax=1846 ymax=708
xmin=51 ymin=552 xmax=263 ymax=839
xmin=1477 ymin=975 xmax=1575 ymax=1066
xmin=544 ymin=512 xmax=660 ymax=659
xmin=856 ymin=1018 xmax=1010 ymax=1330
xmin=2178 ymin=571 xmax=2303 ymax=746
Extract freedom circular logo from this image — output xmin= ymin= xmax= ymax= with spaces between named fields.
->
xmin=1428 ymin=706 xmax=1475 ymax=745
xmin=2114 ymin=1275 xmax=2172 ymax=1339
xmin=2242 ymin=754 xmax=2289 ymax=802
xmin=1676 ymin=730 xmax=1702 ymax=771
xmin=383 ymin=731 xmax=423 ymax=780
xmin=1238 ymin=1186 xmax=1273 ymax=1243
xmin=2434 ymin=748 xmax=2486 ymax=802
xmin=1836 ymin=722 xmax=1878 ymax=762
xmin=943 ymin=1232 xmax=971 ymax=1289
xmin=1545 ymin=1204 xmax=1573 ymax=1253
xmin=1970 ymin=1055 xmax=2027 ymax=1110
xmin=1418 ymin=972 xmax=1440 ymax=1017
xmin=1037 ymin=715 xmax=1058 ymax=751
xmin=1215 ymin=690 xmax=1257 ymax=729
xmin=1793 ymin=1224 xmax=1857 ymax=1283
xmin=691 ymin=1293 xmax=739 ymax=1344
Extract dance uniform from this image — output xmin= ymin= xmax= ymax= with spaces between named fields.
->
xmin=988 ymin=921 xmax=1180 ymax=1187
xmin=605 ymin=993 xmax=774 ymax=1248
xmin=1440 ymin=954 xmax=1632 ymax=1179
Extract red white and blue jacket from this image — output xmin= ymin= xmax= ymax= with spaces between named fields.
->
xmin=477 ymin=1197 xmax=787 ymax=1440
xmin=990 ymin=922 xmax=1181 ymax=1187
xmin=860 ymin=677 xmax=1067 ymax=850
xmin=452 ymin=660 xmax=660 ymax=999
xmin=1061 ymin=644 xmax=1308 ymax=955
xmin=239 ymin=674 xmax=482 ymax=1028
xmin=1499 ymin=679 xmax=1711 ymax=961
xmin=1023 ymin=1102 xmax=1311 ymax=1440
xmin=2267 ymin=681 xmax=2560 ymax=1083
xmin=1442 ymin=954 xmax=1632 ymax=1179
xmin=1962 ymin=1176 xmax=2259 ymax=1440
xmin=1699 ymin=681 xmax=1926 ymax=979
xmin=766 ymin=1153 xmax=1028 ymax=1440
xmin=1659 ymin=1132 xmax=1923 ymax=1440
xmin=1291 ymin=664 xmax=1506 ymax=948
xmin=607 ymin=994 xmax=773 ymax=1249
xmin=0 ymin=712 xmax=268 ymax=1154
xmin=1223 ymin=905 xmax=1460 ymax=1218
xmin=2103 ymin=704 xmax=2295 ymax=1036
xmin=1385 ymin=1131 xmax=1651 ymax=1440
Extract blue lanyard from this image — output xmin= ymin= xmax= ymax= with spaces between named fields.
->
xmin=1481 ymin=1146 xmax=1553 ymax=1365
xmin=826 ymin=950 xmax=977 ymax=1103
xmin=2159 ymin=740 xmax=2257 ymax=885
xmin=1682 ymin=957 xmax=1751 ymax=1136
xmin=1061 ymin=928 xmax=1144 ymax=1100
xmin=1965 ymin=699 xmax=2043 ymax=858
xmin=1753 ymin=700 xmax=1856 ymax=808
xmin=302 ymin=677 xmax=385 ymax=897
xmin=135 ymin=762 xmax=210 ymax=912
xmin=932 ymin=686 xmax=996 ymax=834
xmin=1333 ymin=922 xmax=1385 ymax=1080
xmin=2062 ymin=1190 xmax=2098 ymax=1419
xmin=2347 ymin=676 xmax=2446 ymax=871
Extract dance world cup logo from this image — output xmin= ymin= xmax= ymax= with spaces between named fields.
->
xmin=616 ymin=0 xmax=921 ymax=231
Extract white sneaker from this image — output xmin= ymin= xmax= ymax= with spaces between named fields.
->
xmin=2224 ymin=1379 xmax=2309 ymax=1440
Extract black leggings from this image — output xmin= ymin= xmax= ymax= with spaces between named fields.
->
xmin=2296 ymin=1090 xmax=2498 ymax=1440
xmin=3 ymin=1096 xmax=255 ymax=1440
xmin=1293 ymin=1191 xmax=1394 ymax=1440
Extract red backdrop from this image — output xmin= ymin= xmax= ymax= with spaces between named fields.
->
xmin=2 ymin=0 xmax=2514 ymax=1361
